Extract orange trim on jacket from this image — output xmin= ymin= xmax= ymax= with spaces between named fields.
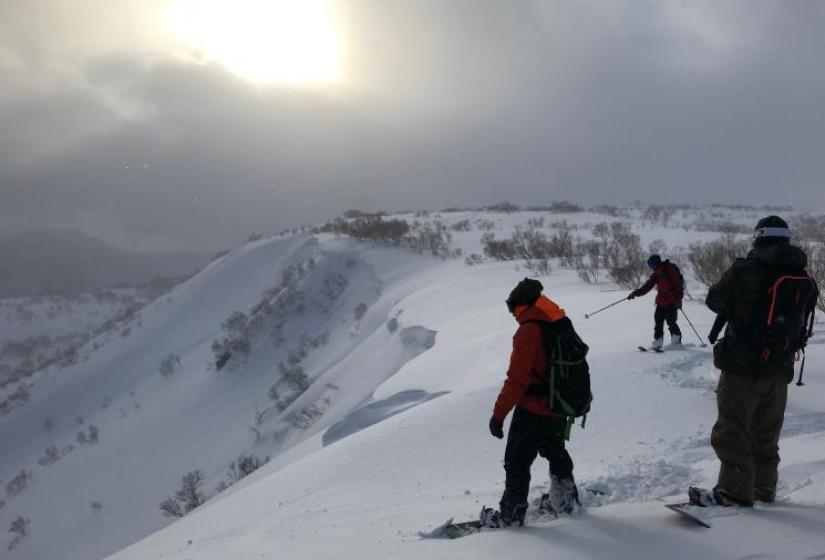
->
xmin=493 ymin=295 xmax=566 ymax=421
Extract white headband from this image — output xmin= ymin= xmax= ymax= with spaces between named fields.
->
xmin=753 ymin=226 xmax=791 ymax=239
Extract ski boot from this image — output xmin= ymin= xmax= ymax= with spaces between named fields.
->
xmin=688 ymin=486 xmax=749 ymax=507
xmin=549 ymin=475 xmax=582 ymax=514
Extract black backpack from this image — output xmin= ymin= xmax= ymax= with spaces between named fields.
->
xmin=755 ymin=272 xmax=818 ymax=361
xmin=527 ymin=318 xmax=593 ymax=439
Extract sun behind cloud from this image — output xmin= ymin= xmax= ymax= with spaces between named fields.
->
xmin=162 ymin=0 xmax=342 ymax=86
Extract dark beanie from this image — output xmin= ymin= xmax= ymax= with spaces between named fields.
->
xmin=507 ymin=278 xmax=543 ymax=312
xmin=753 ymin=215 xmax=791 ymax=246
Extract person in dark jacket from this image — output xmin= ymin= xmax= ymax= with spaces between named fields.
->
xmin=628 ymin=255 xmax=684 ymax=350
xmin=481 ymin=278 xmax=581 ymax=528
xmin=699 ymin=216 xmax=818 ymax=507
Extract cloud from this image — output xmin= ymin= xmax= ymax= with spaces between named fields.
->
xmin=0 ymin=1 xmax=823 ymax=250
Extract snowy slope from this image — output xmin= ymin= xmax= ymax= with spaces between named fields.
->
xmin=104 ymin=259 xmax=825 ymax=560
xmin=2 ymin=207 xmax=824 ymax=560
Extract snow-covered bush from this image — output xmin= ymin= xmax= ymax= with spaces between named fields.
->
xmin=464 ymin=253 xmax=484 ymax=266
xmin=160 ymin=470 xmax=208 ymax=518
xmin=7 ymin=516 xmax=30 ymax=551
xmin=5 ymin=470 xmax=32 ymax=497
xmin=602 ymin=223 xmax=647 ymax=289
xmin=687 ymin=234 xmax=750 ymax=288
xmin=320 ymin=216 xmax=410 ymax=245
xmin=387 ymin=317 xmax=399 ymax=333
xmin=484 ymin=201 xmax=520 ymax=213
xmin=450 ymin=219 xmax=472 ymax=231
xmin=228 ymin=454 xmax=270 ymax=482
xmin=0 ymin=384 xmax=31 ymax=416
xmin=159 ymin=353 xmax=182 ymax=377
xmin=524 ymin=259 xmax=551 ymax=276
xmin=77 ymin=424 xmax=99 ymax=445
xmin=159 ymin=497 xmax=183 ymax=518
xmin=37 ymin=445 xmax=61 ymax=466
xmin=573 ymin=240 xmax=602 ymax=284
xmin=402 ymin=221 xmax=453 ymax=257
xmin=354 ymin=302 xmax=368 ymax=320
xmin=278 ymin=362 xmax=309 ymax=392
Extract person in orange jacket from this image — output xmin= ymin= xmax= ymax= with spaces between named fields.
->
xmin=481 ymin=278 xmax=581 ymax=528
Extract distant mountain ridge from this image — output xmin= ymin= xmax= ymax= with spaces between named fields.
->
xmin=0 ymin=229 xmax=211 ymax=298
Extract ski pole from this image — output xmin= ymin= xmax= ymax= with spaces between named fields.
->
xmin=795 ymin=351 xmax=806 ymax=387
xmin=584 ymin=297 xmax=628 ymax=319
xmin=679 ymin=308 xmax=707 ymax=347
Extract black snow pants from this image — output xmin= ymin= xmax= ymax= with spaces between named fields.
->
xmin=500 ymin=406 xmax=573 ymax=512
xmin=654 ymin=303 xmax=681 ymax=340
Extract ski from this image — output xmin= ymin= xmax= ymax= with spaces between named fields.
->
xmin=638 ymin=346 xmax=664 ymax=353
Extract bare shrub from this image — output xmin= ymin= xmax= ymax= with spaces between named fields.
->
xmin=37 ymin=445 xmax=61 ymax=466
xmin=687 ymin=234 xmax=751 ymax=288
xmin=403 ymin=221 xmax=453 ymax=257
xmin=648 ymin=239 xmax=668 ymax=256
xmin=801 ymin=241 xmax=825 ymax=312
xmin=321 ymin=216 xmax=410 ymax=244
xmin=485 ymin=201 xmax=520 ymax=213
xmin=159 ymin=470 xmax=208 ymax=518
xmin=90 ymin=501 xmax=102 ymax=512
xmin=603 ymin=223 xmax=647 ymax=289
xmin=8 ymin=516 xmax=30 ymax=551
xmin=464 ymin=253 xmax=484 ymax=266
xmin=159 ymin=497 xmax=183 ymax=518
xmin=450 ymin=219 xmax=473 ymax=232
xmin=481 ymin=233 xmax=518 ymax=260
xmin=77 ymin=424 xmax=99 ymax=445
xmin=6 ymin=470 xmax=32 ymax=496
xmin=524 ymin=259 xmax=552 ymax=276
xmin=527 ymin=201 xmax=584 ymax=213
xmin=354 ymin=302 xmax=368 ymax=320
xmin=387 ymin=317 xmax=399 ymax=333
xmin=642 ymin=205 xmax=677 ymax=226
xmin=573 ymin=240 xmax=602 ymax=284
xmin=278 ymin=362 xmax=309 ymax=392
xmin=228 ymin=454 xmax=270 ymax=482
xmin=159 ymin=353 xmax=182 ymax=377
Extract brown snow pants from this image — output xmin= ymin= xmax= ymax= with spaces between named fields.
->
xmin=710 ymin=371 xmax=788 ymax=505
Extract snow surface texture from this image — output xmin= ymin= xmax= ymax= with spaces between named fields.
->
xmin=1 ymin=207 xmax=823 ymax=560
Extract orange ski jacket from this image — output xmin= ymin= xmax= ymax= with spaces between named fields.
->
xmin=492 ymin=295 xmax=566 ymax=422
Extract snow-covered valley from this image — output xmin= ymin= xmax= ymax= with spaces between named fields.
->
xmin=2 ymin=206 xmax=824 ymax=560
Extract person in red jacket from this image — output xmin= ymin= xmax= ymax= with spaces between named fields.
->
xmin=628 ymin=254 xmax=684 ymax=350
xmin=481 ymin=278 xmax=581 ymax=528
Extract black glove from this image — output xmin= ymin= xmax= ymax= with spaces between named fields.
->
xmin=627 ymin=291 xmax=637 ymax=300
xmin=707 ymin=331 xmax=717 ymax=345
xmin=489 ymin=416 xmax=504 ymax=439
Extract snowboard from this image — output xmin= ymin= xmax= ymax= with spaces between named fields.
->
xmin=418 ymin=517 xmax=483 ymax=539
xmin=665 ymin=502 xmax=713 ymax=528
xmin=638 ymin=346 xmax=664 ymax=353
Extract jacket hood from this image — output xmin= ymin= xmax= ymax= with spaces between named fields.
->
xmin=748 ymin=243 xmax=807 ymax=269
xmin=516 ymin=295 xmax=566 ymax=324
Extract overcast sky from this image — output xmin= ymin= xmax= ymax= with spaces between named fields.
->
xmin=1 ymin=1 xmax=823 ymax=251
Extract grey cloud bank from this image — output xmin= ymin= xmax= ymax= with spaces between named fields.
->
xmin=1 ymin=1 xmax=823 ymax=251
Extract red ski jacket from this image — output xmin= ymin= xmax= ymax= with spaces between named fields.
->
xmin=634 ymin=261 xmax=684 ymax=307
xmin=492 ymin=295 xmax=566 ymax=422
